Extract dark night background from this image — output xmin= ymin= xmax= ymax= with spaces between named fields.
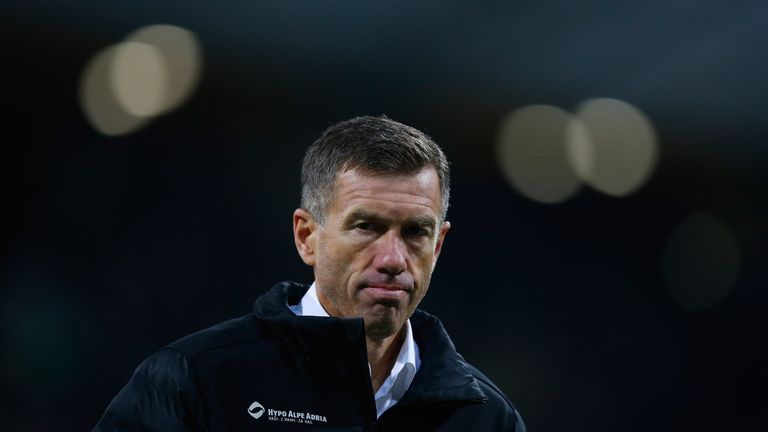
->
xmin=2 ymin=1 xmax=766 ymax=431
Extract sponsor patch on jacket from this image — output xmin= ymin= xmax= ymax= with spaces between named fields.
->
xmin=248 ymin=400 xmax=328 ymax=424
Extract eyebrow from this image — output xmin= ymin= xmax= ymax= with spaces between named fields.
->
xmin=345 ymin=209 xmax=437 ymax=231
xmin=410 ymin=215 xmax=438 ymax=230
xmin=345 ymin=209 xmax=387 ymax=226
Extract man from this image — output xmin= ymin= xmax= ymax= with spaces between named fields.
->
xmin=94 ymin=116 xmax=526 ymax=431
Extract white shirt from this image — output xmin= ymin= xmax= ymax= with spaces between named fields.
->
xmin=289 ymin=282 xmax=421 ymax=417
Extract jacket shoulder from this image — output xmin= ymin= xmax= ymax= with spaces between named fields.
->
xmin=93 ymin=347 xmax=205 ymax=431
xmin=466 ymin=364 xmax=527 ymax=432
xmin=168 ymin=313 xmax=262 ymax=357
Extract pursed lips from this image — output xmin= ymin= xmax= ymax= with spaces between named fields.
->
xmin=363 ymin=284 xmax=410 ymax=291
xmin=359 ymin=283 xmax=412 ymax=301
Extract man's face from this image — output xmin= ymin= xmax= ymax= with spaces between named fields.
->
xmin=294 ymin=167 xmax=450 ymax=340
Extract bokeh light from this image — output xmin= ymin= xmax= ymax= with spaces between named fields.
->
xmin=663 ymin=212 xmax=741 ymax=311
xmin=79 ymin=24 xmax=202 ymax=136
xmin=567 ymin=98 xmax=658 ymax=197
xmin=79 ymin=46 xmax=149 ymax=136
xmin=110 ymin=41 xmax=168 ymax=118
xmin=125 ymin=24 xmax=203 ymax=116
xmin=496 ymin=105 xmax=583 ymax=204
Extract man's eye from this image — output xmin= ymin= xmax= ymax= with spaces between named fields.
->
xmin=356 ymin=222 xmax=374 ymax=231
xmin=403 ymin=226 xmax=429 ymax=238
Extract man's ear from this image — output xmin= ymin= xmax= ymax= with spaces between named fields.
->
xmin=431 ymin=220 xmax=451 ymax=271
xmin=293 ymin=208 xmax=319 ymax=267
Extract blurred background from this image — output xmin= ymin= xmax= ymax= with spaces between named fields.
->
xmin=2 ymin=1 xmax=766 ymax=431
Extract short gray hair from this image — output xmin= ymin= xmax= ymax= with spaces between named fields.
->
xmin=301 ymin=115 xmax=450 ymax=224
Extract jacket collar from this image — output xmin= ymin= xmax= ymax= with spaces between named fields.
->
xmin=253 ymin=281 xmax=487 ymax=406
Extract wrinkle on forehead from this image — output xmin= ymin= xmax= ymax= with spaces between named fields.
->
xmin=333 ymin=168 xmax=442 ymax=215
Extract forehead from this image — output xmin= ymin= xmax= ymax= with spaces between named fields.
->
xmin=329 ymin=168 xmax=442 ymax=219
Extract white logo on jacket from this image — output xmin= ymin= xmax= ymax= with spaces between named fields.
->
xmin=247 ymin=400 xmax=328 ymax=424
xmin=247 ymin=401 xmax=265 ymax=419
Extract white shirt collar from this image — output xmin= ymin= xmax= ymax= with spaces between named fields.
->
xmin=289 ymin=282 xmax=420 ymax=417
xmin=288 ymin=281 xmax=328 ymax=317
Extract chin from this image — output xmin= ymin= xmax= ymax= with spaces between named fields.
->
xmin=362 ymin=309 xmax=402 ymax=340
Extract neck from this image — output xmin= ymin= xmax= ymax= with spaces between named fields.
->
xmin=367 ymin=325 xmax=406 ymax=393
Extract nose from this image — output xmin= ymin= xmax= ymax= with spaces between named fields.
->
xmin=374 ymin=231 xmax=407 ymax=276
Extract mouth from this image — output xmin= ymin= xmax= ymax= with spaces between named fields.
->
xmin=365 ymin=283 xmax=409 ymax=291
xmin=360 ymin=284 xmax=411 ymax=302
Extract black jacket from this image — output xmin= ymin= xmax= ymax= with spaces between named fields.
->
xmin=94 ymin=282 xmax=526 ymax=431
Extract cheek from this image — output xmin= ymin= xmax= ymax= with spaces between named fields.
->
xmin=411 ymin=248 xmax=436 ymax=273
xmin=316 ymin=242 xmax=356 ymax=284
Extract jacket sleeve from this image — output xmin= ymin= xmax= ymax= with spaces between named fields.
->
xmin=507 ymin=404 xmax=527 ymax=432
xmin=93 ymin=347 xmax=206 ymax=432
